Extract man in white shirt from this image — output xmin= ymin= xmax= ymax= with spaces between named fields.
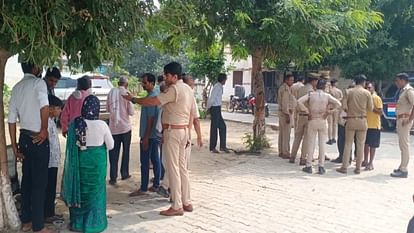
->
xmin=106 ymin=76 xmax=134 ymax=185
xmin=207 ymin=74 xmax=229 ymax=153
xmin=8 ymin=62 xmax=53 ymax=233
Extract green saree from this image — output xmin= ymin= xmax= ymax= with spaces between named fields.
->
xmin=62 ymin=123 xmax=108 ymax=233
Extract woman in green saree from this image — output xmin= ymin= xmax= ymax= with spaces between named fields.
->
xmin=62 ymin=95 xmax=114 ymax=233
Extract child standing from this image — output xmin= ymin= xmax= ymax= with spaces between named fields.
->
xmin=45 ymin=95 xmax=64 ymax=223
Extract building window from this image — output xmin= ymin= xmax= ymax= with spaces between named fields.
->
xmin=233 ymin=71 xmax=243 ymax=87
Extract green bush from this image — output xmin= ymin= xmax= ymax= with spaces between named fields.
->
xmin=242 ymin=133 xmax=270 ymax=152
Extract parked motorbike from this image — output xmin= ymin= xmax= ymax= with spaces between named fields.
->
xmin=227 ymin=95 xmax=249 ymax=113
xmin=248 ymin=95 xmax=270 ymax=117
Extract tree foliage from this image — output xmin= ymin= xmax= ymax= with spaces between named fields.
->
xmin=152 ymin=0 xmax=382 ymax=148
xmin=187 ymin=42 xmax=226 ymax=82
xmin=0 ymin=0 xmax=152 ymax=69
xmin=322 ymin=0 xmax=414 ymax=80
xmin=121 ymin=39 xmax=190 ymax=77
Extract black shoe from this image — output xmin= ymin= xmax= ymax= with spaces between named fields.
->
xmin=220 ymin=148 xmax=231 ymax=153
xmin=210 ymin=149 xmax=219 ymax=154
xmin=331 ymin=139 xmax=336 ymax=144
xmin=302 ymin=166 xmax=312 ymax=174
xmin=390 ymin=170 xmax=408 ymax=178
xmin=326 ymin=140 xmax=332 ymax=145
xmin=157 ymin=186 xmax=170 ymax=198
xmin=325 ymin=156 xmax=330 ymax=161
xmin=318 ymin=166 xmax=326 ymax=175
xmin=108 ymin=180 xmax=117 ymax=186
xmin=361 ymin=161 xmax=367 ymax=167
xmin=331 ymin=157 xmax=342 ymax=163
xmin=393 ymin=168 xmax=401 ymax=173
xmin=121 ymin=175 xmax=131 ymax=180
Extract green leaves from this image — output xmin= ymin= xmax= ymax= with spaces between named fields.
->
xmin=0 ymin=0 xmax=153 ymax=71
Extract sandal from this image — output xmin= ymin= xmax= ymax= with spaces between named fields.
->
xmin=45 ymin=215 xmax=64 ymax=224
xmin=129 ymin=189 xmax=148 ymax=197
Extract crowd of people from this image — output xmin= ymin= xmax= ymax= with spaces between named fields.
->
xmin=277 ymin=71 xmax=414 ymax=177
xmin=8 ymin=61 xmax=202 ymax=233
xmin=7 ymin=60 xmax=414 ymax=233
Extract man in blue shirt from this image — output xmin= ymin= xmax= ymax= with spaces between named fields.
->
xmin=129 ymin=73 xmax=161 ymax=196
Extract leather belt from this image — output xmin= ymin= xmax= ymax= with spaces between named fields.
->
xmin=162 ymin=124 xmax=188 ymax=130
xmin=20 ymin=129 xmax=40 ymax=137
xmin=343 ymin=116 xmax=366 ymax=119
xmin=299 ymin=113 xmax=309 ymax=116
xmin=397 ymin=113 xmax=410 ymax=119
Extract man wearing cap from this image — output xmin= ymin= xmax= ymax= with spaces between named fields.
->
xmin=289 ymin=74 xmax=318 ymax=165
xmin=106 ymin=76 xmax=134 ymax=185
xmin=297 ymin=79 xmax=341 ymax=174
xmin=390 ymin=73 xmax=414 ymax=178
xmin=123 ymin=62 xmax=200 ymax=216
xmin=327 ymin=79 xmax=343 ymax=145
xmin=278 ymin=74 xmax=295 ymax=159
xmin=44 ymin=67 xmax=61 ymax=95
xmin=336 ymin=74 xmax=373 ymax=174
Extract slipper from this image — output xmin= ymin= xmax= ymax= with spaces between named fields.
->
xmin=22 ymin=222 xmax=32 ymax=232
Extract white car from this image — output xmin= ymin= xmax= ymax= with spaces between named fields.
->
xmin=54 ymin=72 xmax=113 ymax=120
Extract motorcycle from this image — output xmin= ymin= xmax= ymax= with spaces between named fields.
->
xmin=248 ymin=95 xmax=270 ymax=117
xmin=227 ymin=95 xmax=249 ymax=113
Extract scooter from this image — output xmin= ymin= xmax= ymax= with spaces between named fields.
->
xmin=248 ymin=95 xmax=269 ymax=117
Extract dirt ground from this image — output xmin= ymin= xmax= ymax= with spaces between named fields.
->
xmin=49 ymin=111 xmax=275 ymax=231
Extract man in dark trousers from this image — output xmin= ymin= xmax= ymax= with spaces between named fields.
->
xmin=207 ymin=73 xmax=229 ymax=153
xmin=8 ymin=62 xmax=53 ymax=233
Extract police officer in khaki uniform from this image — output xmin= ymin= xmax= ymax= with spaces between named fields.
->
xmin=327 ymin=79 xmax=343 ymax=144
xmin=278 ymin=74 xmax=295 ymax=159
xmin=289 ymin=74 xmax=318 ymax=165
xmin=124 ymin=62 xmax=199 ymax=216
xmin=291 ymin=76 xmax=305 ymax=128
xmin=336 ymin=74 xmax=373 ymax=174
xmin=297 ymin=79 xmax=341 ymax=174
xmin=391 ymin=73 xmax=414 ymax=178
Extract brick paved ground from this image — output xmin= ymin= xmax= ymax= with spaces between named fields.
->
xmin=50 ymin=118 xmax=413 ymax=233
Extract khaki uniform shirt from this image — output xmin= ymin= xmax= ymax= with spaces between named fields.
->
xmin=330 ymin=87 xmax=343 ymax=101
xmin=295 ymin=84 xmax=314 ymax=113
xmin=298 ymin=90 xmax=341 ymax=118
xmin=278 ymin=83 xmax=296 ymax=115
xmin=291 ymin=82 xmax=304 ymax=99
xmin=158 ymin=80 xmax=196 ymax=125
xmin=396 ymin=84 xmax=414 ymax=116
xmin=342 ymin=85 xmax=373 ymax=130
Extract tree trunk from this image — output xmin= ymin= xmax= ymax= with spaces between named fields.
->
xmin=0 ymin=48 xmax=21 ymax=231
xmin=0 ymin=49 xmax=10 ymax=175
xmin=251 ymin=47 xmax=266 ymax=142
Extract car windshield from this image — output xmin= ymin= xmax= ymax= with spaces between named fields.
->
xmin=91 ymin=79 xmax=112 ymax=88
xmin=55 ymin=78 xmax=77 ymax=88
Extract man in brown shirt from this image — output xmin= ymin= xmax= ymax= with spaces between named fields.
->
xmin=337 ymin=74 xmax=373 ymax=174
xmin=289 ymin=74 xmax=318 ymax=165
xmin=391 ymin=73 xmax=414 ymax=178
xmin=124 ymin=62 xmax=199 ymax=216
xmin=278 ymin=74 xmax=295 ymax=159
xmin=297 ymin=79 xmax=341 ymax=174
xmin=327 ymin=79 xmax=343 ymax=144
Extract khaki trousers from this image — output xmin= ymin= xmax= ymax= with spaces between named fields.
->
xmin=397 ymin=118 xmax=413 ymax=172
xmin=342 ymin=128 xmax=367 ymax=169
xmin=278 ymin=113 xmax=292 ymax=156
xmin=186 ymin=141 xmax=192 ymax=169
xmin=306 ymin=119 xmax=328 ymax=167
xmin=328 ymin=110 xmax=339 ymax=140
xmin=163 ymin=128 xmax=191 ymax=209
xmin=290 ymin=115 xmax=308 ymax=160
xmin=161 ymin=143 xmax=169 ymax=189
